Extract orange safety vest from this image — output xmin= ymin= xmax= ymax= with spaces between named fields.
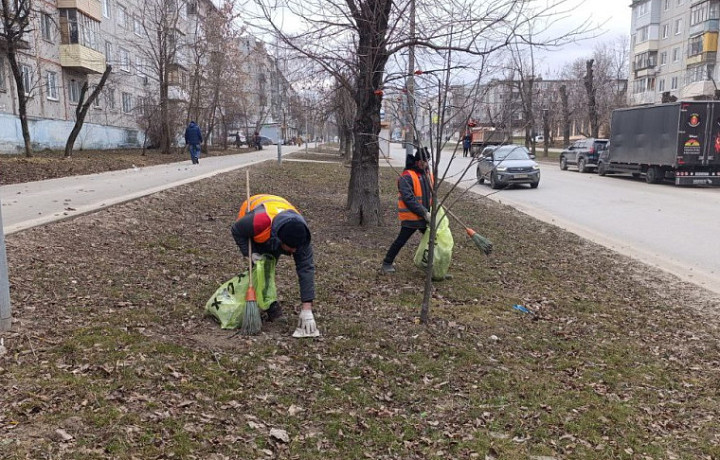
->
xmin=237 ymin=194 xmax=299 ymax=244
xmin=397 ymin=170 xmax=433 ymax=221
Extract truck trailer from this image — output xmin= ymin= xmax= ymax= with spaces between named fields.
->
xmin=469 ymin=125 xmax=510 ymax=156
xmin=601 ymin=101 xmax=720 ymax=185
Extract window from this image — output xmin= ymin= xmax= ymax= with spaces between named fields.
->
xmin=102 ymin=0 xmax=111 ymax=18
xmin=671 ymin=76 xmax=678 ymax=89
xmin=46 ymin=71 xmax=58 ymax=100
xmin=673 ymin=47 xmax=681 ymax=62
xmin=664 ymin=0 xmax=670 ymax=10
xmin=660 ymin=51 xmax=668 ymax=65
xmin=136 ymin=56 xmax=144 ymax=77
xmin=119 ymin=48 xmax=130 ymax=72
xmin=659 ymin=78 xmax=666 ymax=92
xmin=677 ymin=0 xmax=684 ymax=5
xmin=69 ymin=79 xmax=81 ymax=103
xmin=636 ymin=1 xmax=650 ymax=17
xmin=107 ymin=88 xmax=115 ymax=109
xmin=689 ymin=35 xmax=704 ymax=56
xmin=92 ymin=86 xmax=101 ymax=107
xmin=105 ymin=41 xmax=113 ymax=67
xmin=0 ymin=60 xmax=5 ymax=91
xmin=187 ymin=1 xmax=197 ymax=15
xmin=59 ymin=9 xmax=100 ymax=50
xmin=20 ymin=65 xmax=32 ymax=96
xmin=117 ymin=5 xmax=127 ymax=28
xmin=638 ymin=26 xmax=649 ymax=42
xmin=662 ymin=24 xmax=669 ymax=39
xmin=122 ymin=91 xmax=132 ymax=113
xmin=133 ymin=16 xmax=142 ymax=36
xmin=687 ymin=64 xmax=714 ymax=84
xmin=675 ymin=18 xmax=683 ymax=35
xmin=41 ymin=13 xmax=53 ymax=41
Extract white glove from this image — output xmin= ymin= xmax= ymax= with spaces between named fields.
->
xmin=293 ymin=309 xmax=320 ymax=338
xmin=424 ymin=211 xmax=431 ymax=223
xmin=251 ymin=253 xmax=263 ymax=263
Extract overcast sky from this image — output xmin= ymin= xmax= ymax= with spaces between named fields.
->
xmin=536 ymin=0 xmax=633 ymax=76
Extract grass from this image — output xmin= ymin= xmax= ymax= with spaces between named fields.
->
xmin=1 ymin=149 xmax=719 ymax=459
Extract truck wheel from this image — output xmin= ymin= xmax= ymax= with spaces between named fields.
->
xmin=598 ymin=162 xmax=607 ymax=176
xmin=578 ymin=158 xmax=587 ymax=173
xmin=646 ymin=166 xmax=662 ymax=184
xmin=560 ymin=156 xmax=568 ymax=170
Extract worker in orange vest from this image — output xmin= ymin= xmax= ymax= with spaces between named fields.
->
xmin=381 ymin=147 xmax=433 ymax=274
xmin=232 ymin=194 xmax=319 ymax=338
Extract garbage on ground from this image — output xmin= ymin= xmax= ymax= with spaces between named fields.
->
xmin=512 ymin=304 xmax=534 ymax=315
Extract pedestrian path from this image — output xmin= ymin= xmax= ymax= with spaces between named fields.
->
xmin=0 ymin=147 xmax=300 ymax=235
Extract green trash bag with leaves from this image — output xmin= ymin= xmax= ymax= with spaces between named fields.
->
xmin=414 ymin=206 xmax=454 ymax=280
xmin=205 ymin=255 xmax=277 ymax=329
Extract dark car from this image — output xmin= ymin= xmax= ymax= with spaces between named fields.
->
xmin=476 ymin=144 xmax=540 ymax=189
xmin=559 ymin=138 xmax=609 ymax=173
xmin=258 ymin=136 xmax=274 ymax=146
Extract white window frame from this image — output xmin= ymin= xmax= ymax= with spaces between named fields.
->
xmin=659 ymin=78 xmax=666 ymax=92
xmin=122 ymin=91 xmax=132 ymax=113
xmin=673 ymin=47 xmax=681 ymax=62
xmin=46 ymin=71 xmax=58 ymax=100
xmin=102 ymin=0 xmax=110 ymax=18
xmin=671 ymin=76 xmax=678 ymax=89
xmin=133 ymin=16 xmax=142 ymax=36
xmin=69 ymin=79 xmax=81 ymax=104
xmin=41 ymin=13 xmax=53 ymax=41
xmin=117 ymin=5 xmax=127 ymax=28
xmin=120 ymin=48 xmax=130 ymax=72
xmin=20 ymin=64 xmax=32 ymax=96
xmin=662 ymin=24 xmax=669 ymax=39
xmin=675 ymin=18 xmax=683 ymax=35
xmin=107 ymin=87 xmax=116 ymax=110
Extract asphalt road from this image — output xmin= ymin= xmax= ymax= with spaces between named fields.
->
xmin=405 ymin=144 xmax=720 ymax=296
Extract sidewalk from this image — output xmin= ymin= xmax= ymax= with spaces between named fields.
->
xmin=0 ymin=146 xmax=301 ymax=235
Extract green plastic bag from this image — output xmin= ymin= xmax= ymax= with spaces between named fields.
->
xmin=205 ymin=255 xmax=277 ymax=329
xmin=414 ymin=207 xmax=454 ymax=280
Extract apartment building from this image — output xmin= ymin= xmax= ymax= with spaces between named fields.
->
xmin=629 ymin=0 xmax=720 ymax=105
xmin=0 ymin=1 xmax=292 ymax=153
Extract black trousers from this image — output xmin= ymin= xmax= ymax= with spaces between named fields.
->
xmin=383 ymin=226 xmax=425 ymax=265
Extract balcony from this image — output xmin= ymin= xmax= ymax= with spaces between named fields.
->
xmin=634 ymin=40 xmax=659 ymax=54
xmin=60 ymin=44 xmax=106 ymax=73
xmin=168 ymin=85 xmax=189 ymax=102
xmin=682 ymin=80 xmax=715 ymax=99
xmin=58 ymin=0 xmax=102 ymax=21
xmin=686 ymin=52 xmax=717 ymax=65
xmin=689 ymin=19 xmax=720 ymax=36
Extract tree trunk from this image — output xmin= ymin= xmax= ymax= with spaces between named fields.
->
xmin=560 ymin=84 xmax=570 ymax=146
xmin=65 ymin=66 xmax=112 ymax=157
xmin=584 ymin=59 xmax=599 ymax=138
xmin=6 ymin=49 xmax=32 ymax=157
xmin=346 ymin=1 xmax=391 ymax=226
xmin=160 ymin=79 xmax=171 ymax=154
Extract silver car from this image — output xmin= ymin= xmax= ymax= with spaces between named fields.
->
xmin=476 ymin=145 xmax=541 ymax=189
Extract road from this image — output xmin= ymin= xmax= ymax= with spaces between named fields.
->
xmin=401 ymin=144 xmax=720 ymax=296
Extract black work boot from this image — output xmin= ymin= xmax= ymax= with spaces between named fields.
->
xmin=266 ymin=302 xmax=284 ymax=322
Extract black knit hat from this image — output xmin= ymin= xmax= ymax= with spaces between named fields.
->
xmin=415 ymin=147 xmax=430 ymax=162
xmin=277 ymin=220 xmax=308 ymax=249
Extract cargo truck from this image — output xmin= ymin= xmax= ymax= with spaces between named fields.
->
xmin=600 ymin=101 xmax=720 ymax=185
xmin=469 ymin=124 xmax=510 ymax=156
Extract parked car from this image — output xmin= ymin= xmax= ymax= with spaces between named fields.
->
xmin=559 ymin=138 xmax=609 ymax=173
xmin=476 ymin=144 xmax=541 ymax=189
xmin=533 ymin=134 xmax=545 ymax=143
xmin=258 ymin=136 xmax=274 ymax=146
xmin=227 ymin=133 xmax=246 ymax=146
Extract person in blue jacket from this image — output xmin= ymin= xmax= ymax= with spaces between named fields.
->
xmin=184 ymin=121 xmax=203 ymax=164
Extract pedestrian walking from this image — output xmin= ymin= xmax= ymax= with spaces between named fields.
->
xmin=234 ymin=133 xmax=241 ymax=148
xmin=185 ymin=121 xmax=203 ymax=164
xmin=381 ymin=147 xmax=433 ymax=274
xmin=462 ymin=132 xmax=472 ymax=157
xmin=231 ymin=194 xmax=320 ymax=337
xmin=254 ymin=131 xmax=262 ymax=150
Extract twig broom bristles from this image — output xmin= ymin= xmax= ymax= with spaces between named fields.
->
xmin=240 ymin=169 xmax=262 ymax=335
xmin=443 ymin=207 xmax=493 ymax=255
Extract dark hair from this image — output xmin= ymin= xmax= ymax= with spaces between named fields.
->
xmin=414 ymin=147 xmax=430 ymax=162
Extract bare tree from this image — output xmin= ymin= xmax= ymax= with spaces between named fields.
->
xmin=251 ymin=0 xmax=592 ymax=226
xmin=584 ymin=58 xmax=599 ymax=138
xmin=0 ymin=0 xmax=34 ymax=157
xmin=64 ymin=66 xmax=113 ymax=157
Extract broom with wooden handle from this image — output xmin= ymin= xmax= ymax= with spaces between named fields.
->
xmin=240 ymin=169 xmax=262 ymax=335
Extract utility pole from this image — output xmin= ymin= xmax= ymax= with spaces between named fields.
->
xmin=0 ymin=202 xmax=11 ymax=331
xmin=404 ymin=0 xmax=416 ymax=157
